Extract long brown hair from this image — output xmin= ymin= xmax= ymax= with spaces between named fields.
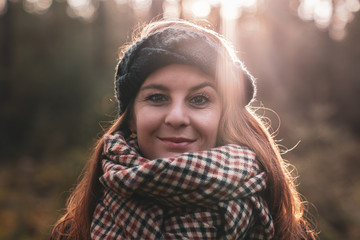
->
xmin=52 ymin=19 xmax=317 ymax=240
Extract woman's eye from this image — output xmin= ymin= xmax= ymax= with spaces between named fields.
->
xmin=190 ymin=94 xmax=209 ymax=106
xmin=146 ymin=94 xmax=167 ymax=103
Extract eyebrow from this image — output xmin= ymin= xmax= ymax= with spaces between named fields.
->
xmin=190 ymin=82 xmax=216 ymax=92
xmin=139 ymin=84 xmax=168 ymax=91
xmin=139 ymin=82 xmax=216 ymax=92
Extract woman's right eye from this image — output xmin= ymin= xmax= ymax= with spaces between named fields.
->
xmin=145 ymin=94 xmax=167 ymax=103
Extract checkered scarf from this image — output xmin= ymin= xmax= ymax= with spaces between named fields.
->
xmin=91 ymin=132 xmax=275 ymax=239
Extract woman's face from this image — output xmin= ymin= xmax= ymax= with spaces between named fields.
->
xmin=131 ymin=64 xmax=222 ymax=159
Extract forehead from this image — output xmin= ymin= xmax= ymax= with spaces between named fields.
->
xmin=141 ymin=64 xmax=215 ymax=89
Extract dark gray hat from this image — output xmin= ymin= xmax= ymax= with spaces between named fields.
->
xmin=115 ymin=27 xmax=255 ymax=115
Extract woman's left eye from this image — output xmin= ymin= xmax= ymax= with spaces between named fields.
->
xmin=190 ymin=94 xmax=209 ymax=106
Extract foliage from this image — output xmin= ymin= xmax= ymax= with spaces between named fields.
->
xmin=1 ymin=0 xmax=359 ymax=239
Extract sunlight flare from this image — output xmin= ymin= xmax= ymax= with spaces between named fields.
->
xmin=191 ymin=0 xmax=211 ymax=18
xmin=67 ymin=0 xmax=88 ymax=9
xmin=346 ymin=0 xmax=360 ymax=12
xmin=131 ymin=0 xmax=152 ymax=11
xmin=298 ymin=0 xmax=360 ymax=40
xmin=23 ymin=0 xmax=53 ymax=15
xmin=66 ymin=0 xmax=95 ymax=21
xmin=221 ymin=0 xmax=241 ymax=20
xmin=163 ymin=0 xmax=180 ymax=18
xmin=314 ymin=0 xmax=333 ymax=28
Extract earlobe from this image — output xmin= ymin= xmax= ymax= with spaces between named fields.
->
xmin=128 ymin=120 xmax=137 ymax=139
xmin=129 ymin=117 xmax=137 ymax=138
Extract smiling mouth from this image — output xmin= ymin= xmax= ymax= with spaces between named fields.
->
xmin=158 ymin=137 xmax=195 ymax=148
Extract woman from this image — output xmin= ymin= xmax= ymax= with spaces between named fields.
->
xmin=52 ymin=19 xmax=316 ymax=239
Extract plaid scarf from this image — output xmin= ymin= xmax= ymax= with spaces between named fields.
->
xmin=91 ymin=132 xmax=275 ymax=239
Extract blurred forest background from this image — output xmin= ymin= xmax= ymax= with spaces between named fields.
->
xmin=1 ymin=0 xmax=360 ymax=239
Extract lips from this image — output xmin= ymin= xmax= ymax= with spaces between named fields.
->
xmin=158 ymin=137 xmax=195 ymax=149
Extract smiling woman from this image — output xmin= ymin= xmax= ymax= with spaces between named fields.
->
xmin=51 ymin=19 xmax=317 ymax=240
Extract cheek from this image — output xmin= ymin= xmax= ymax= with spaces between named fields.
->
xmin=134 ymin=107 xmax=162 ymax=134
xmin=194 ymin=109 xmax=221 ymax=142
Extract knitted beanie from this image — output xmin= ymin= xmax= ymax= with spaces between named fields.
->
xmin=115 ymin=27 xmax=255 ymax=115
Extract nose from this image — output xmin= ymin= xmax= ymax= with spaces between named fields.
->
xmin=164 ymin=101 xmax=190 ymax=128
